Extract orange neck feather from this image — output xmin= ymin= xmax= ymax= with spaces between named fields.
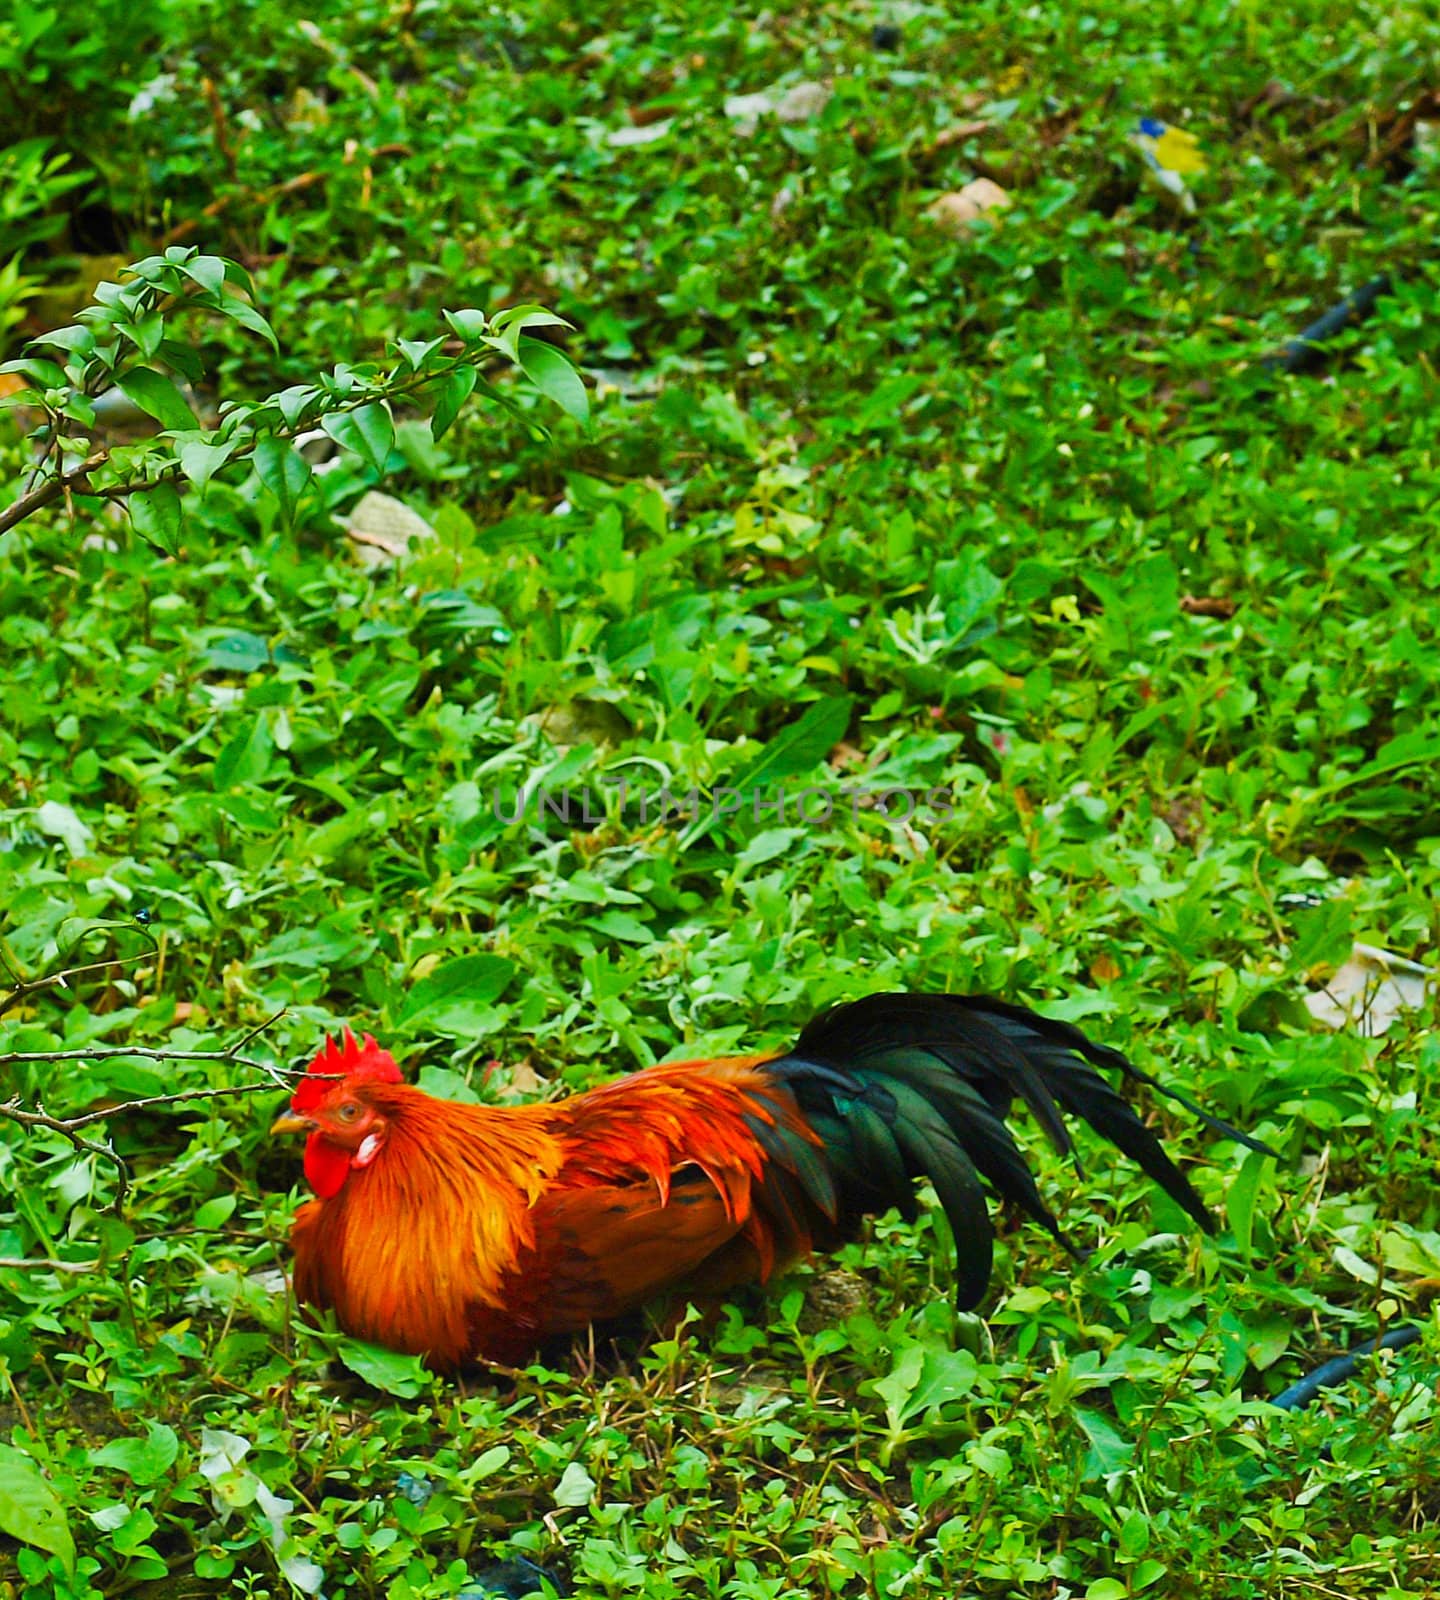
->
xmin=294 ymin=1084 xmax=564 ymax=1366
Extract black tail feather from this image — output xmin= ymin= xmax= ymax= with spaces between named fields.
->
xmin=767 ymin=993 xmax=1274 ymax=1309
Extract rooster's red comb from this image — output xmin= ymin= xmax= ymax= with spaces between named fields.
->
xmin=290 ymin=1029 xmax=402 ymax=1113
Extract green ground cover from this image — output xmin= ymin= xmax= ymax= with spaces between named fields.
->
xmin=1 ymin=2 xmax=1438 ymax=1595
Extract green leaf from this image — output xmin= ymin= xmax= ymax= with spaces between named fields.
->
xmin=216 ymin=293 xmax=279 ymax=352
xmin=128 ymin=482 xmax=185 ymax=556
xmin=873 ymin=1344 xmax=925 ymax=1434
xmin=180 ymin=255 xmax=228 ymax=296
xmin=682 ymin=695 xmax=853 ymax=849
xmin=177 ymin=435 xmax=240 ymax=492
xmin=336 ymin=1339 xmax=428 ymax=1397
xmin=552 ymin=1461 xmax=596 ymax=1508
xmin=1225 ymin=1147 xmax=1269 ymax=1265
xmin=252 ymin=437 xmax=312 ymax=528
xmin=431 ymin=365 xmax=478 ymax=441
xmin=322 ymin=402 xmax=395 ymax=475
xmin=30 ymin=324 xmax=96 ymax=357
xmin=0 ymin=1446 xmax=75 ymax=1576
xmin=1074 ymin=1408 xmax=1134 ymax=1482
xmin=396 ymin=336 xmax=444 ymax=371
xmin=214 ymin=715 xmax=274 ymax=788
xmin=194 ymin=1194 xmax=237 ymax=1229
xmin=399 ymin=954 xmax=515 ymax=1028
xmin=443 ymin=308 xmax=490 ymax=343
xmin=1289 ymin=898 xmax=1353 ymax=972
xmin=0 ymin=356 xmax=66 ymax=387
xmin=89 ymin=1423 xmax=179 ymax=1487
xmin=119 ymin=368 xmax=194 ymax=435
xmin=737 ymin=695 xmax=853 ymax=789
xmin=516 ymin=337 xmax=589 ymax=425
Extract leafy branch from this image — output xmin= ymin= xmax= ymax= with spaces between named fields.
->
xmin=0 ymin=244 xmax=589 ymax=548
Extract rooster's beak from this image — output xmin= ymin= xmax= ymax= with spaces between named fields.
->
xmin=269 ymin=1112 xmax=315 ymax=1137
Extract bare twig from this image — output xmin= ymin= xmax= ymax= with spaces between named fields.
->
xmin=0 ymin=923 xmax=159 ymax=1018
xmin=0 ymin=1256 xmax=99 ymax=1274
xmin=0 ymin=1010 xmax=292 ymax=1213
xmin=0 ymin=1046 xmax=295 ymax=1090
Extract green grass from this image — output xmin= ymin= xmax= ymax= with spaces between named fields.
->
xmin=1 ymin=1 xmax=1439 ymax=1596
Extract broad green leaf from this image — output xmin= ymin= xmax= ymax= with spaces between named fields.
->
xmin=0 ymin=1446 xmax=75 ymax=1576
xmin=216 ymin=294 xmax=279 ymax=352
xmin=177 ymin=434 xmax=239 ymax=492
xmin=214 ymin=715 xmax=274 ymax=788
xmin=252 ymin=437 xmax=312 ymax=528
xmin=873 ymin=1343 xmax=925 ymax=1433
xmin=443 ymin=308 xmax=490 ymax=342
xmin=275 ymin=385 xmax=319 ymax=427
xmin=396 ymin=336 xmax=443 ymax=371
xmin=682 ymin=695 xmax=853 ymax=849
xmin=552 ymin=1461 xmax=596 ymax=1507
xmin=322 ymin=402 xmax=395 ymax=475
xmin=0 ymin=356 xmax=66 ymax=387
xmin=89 ymin=1423 xmax=179 ymax=1487
xmin=399 ymin=954 xmax=515 ymax=1027
xmin=1074 ymin=1408 xmax=1134 ymax=1481
xmin=431 ymin=365 xmax=478 ymax=440
xmin=737 ymin=695 xmax=853 ymax=789
xmin=337 ymin=1339 xmax=428 ymax=1397
xmin=29 ymin=324 xmax=96 ymax=356
xmin=128 ymin=481 xmax=185 ymax=556
xmin=180 ymin=254 xmax=228 ymax=296
xmin=116 ymin=366 xmax=195 ymax=428
xmin=1289 ymin=898 xmax=1353 ymax=972
xmin=194 ymin=1194 xmax=237 ymax=1229
xmin=516 ymin=336 xmax=589 ymax=425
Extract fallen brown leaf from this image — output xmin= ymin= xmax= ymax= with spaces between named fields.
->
xmin=930 ymin=119 xmax=992 ymax=150
xmin=1180 ymin=594 xmax=1239 ymax=619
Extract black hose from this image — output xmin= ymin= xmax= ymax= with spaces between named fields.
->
xmin=1261 ymin=274 xmax=1392 ymax=374
xmin=1270 ymin=1323 xmax=1422 ymax=1412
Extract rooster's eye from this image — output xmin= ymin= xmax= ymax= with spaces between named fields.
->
xmin=335 ymin=1103 xmax=360 ymax=1123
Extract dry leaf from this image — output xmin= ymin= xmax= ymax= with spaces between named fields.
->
xmin=1179 ymin=594 xmax=1239 ymax=618
xmin=607 ymin=120 xmax=672 ymax=146
xmin=776 ymin=82 xmax=831 ymax=123
xmin=345 ymin=491 xmax=437 ymax=567
xmin=1304 ymin=943 xmax=1437 ymax=1036
xmin=627 ymin=102 xmax=673 ymax=128
xmin=930 ymin=120 xmax=992 ymax=150
xmin=926 ymin=179 xmax=1011 ymax=232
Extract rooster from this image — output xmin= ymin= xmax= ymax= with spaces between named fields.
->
xmin=270 ymin=994 xmax=1267 ymax=1369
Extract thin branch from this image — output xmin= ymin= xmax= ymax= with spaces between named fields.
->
xmin=0 ymin=1046 xmax=296 ymax=1086
xmin=1 ymin=1079 xmax=293 ymax=1135
xmin=0 ymin=1102 xmax=131 ymax=1210
xmin=0 ymin=1010 xmax=292 ymax=1213
xmin=0 ymin=451 xmax=108 ymax=537
xmin=0 ymin=923 xmax=158 ymax=1018
xmin=0 ymin=1256 xmax=99 ymax=1274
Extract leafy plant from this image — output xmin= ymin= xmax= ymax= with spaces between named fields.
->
xmin=0 ymin=246 xmax=587 ymax=547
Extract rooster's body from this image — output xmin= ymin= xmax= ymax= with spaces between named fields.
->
xmin=273 ymin=994 xmax=1265 ymax=1369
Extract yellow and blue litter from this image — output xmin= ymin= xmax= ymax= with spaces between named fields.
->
xmin=1132 ymin=117 xmax=1206 ymax=212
